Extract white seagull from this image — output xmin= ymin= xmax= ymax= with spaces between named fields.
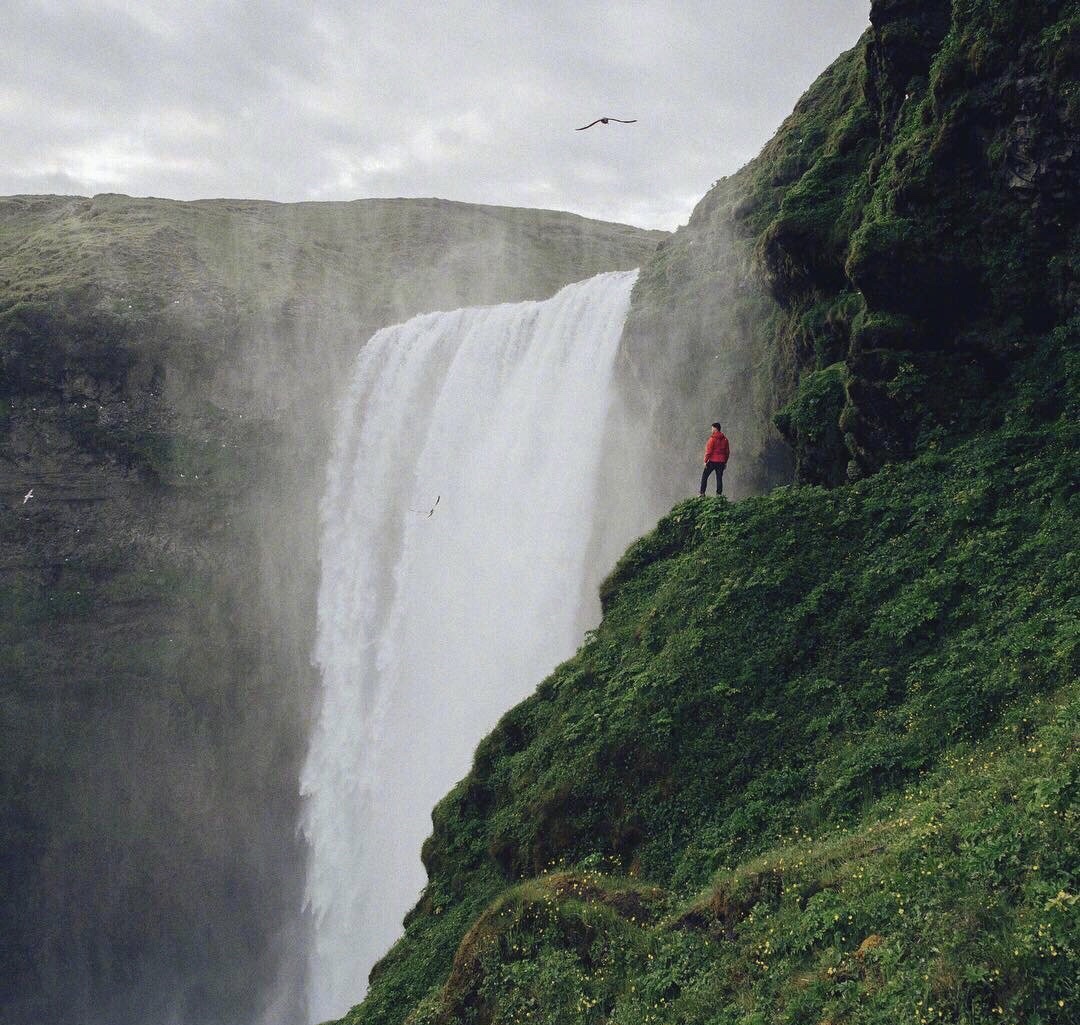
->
xmin=22 ymin=488 xmax=33 ymax=504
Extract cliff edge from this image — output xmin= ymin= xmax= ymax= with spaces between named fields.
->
xmin=342 ymin=3 xmax=1078 ymax=1022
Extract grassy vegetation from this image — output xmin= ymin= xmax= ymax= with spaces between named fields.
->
xmin=773 ymin=363 xmax=848 ymax=487
xmin=340 ymin=319 xmax=1077 ymax=1024
xmin=339 ymin=2 xmax=1079 ymax=1022
xmin=395 ymin=694 xmax=1076 ymax=1025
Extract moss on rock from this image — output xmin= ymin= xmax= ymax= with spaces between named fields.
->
xmin=774 ymin=363 xmax=849 ymax=486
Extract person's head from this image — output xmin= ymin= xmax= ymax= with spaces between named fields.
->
xmin=711 ymin=422 xmax=722 ymax=432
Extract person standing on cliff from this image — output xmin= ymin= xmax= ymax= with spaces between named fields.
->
xmin=700 ymin=422 xmax=730 ymax=496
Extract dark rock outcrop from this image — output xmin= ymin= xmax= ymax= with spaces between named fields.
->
xmin=623 ymin=0 xmax=1077 ymax=488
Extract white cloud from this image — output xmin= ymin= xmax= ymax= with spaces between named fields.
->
xmin=0 ymin=1 xmax=872 ymax=228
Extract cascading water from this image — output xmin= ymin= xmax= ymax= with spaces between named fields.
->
xmin=301 ymin=270 xmax=646 ymax=1022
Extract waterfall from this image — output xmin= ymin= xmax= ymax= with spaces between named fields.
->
xmin=300 ymin=270 xmax=642 ymax=1022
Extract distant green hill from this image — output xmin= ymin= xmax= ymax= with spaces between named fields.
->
xmin=0 ymin=193 xmax=662 ymax=306
xmin=0 ymin=193 xmax=664 ymax=422
xmin=342 ymin=2 xmax=1078 ymax=1022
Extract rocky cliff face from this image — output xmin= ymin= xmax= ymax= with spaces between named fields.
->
xmin=0 ymin=195 xmax=665 ymax=1025
xmin=764 ymin=0 xmax=1077 ymax=481
xmin=622 ymin=0 xmax=1076 ymax=490
xmin=618 ymin=40 xmax=871 ymax=500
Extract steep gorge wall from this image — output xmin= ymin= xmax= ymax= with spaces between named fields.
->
xmin=0 ymin=195 xmax=664 ymax=1025
xmin=761 ymin=0 xmax=1077 ymax=481
xmin=619 ymin=0 xmax=1077 ymax=494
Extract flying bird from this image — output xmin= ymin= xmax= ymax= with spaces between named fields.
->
xmin=410 ymin=495 xmax=441 ymax=518
xmin=575 ymin=117 xmax=637 ymax=131
xmin=22 ymin=488 xmax=33 ymax=504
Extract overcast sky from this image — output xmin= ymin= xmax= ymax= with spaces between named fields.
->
xmin=2 ymin=1 xmax=871 ymax=230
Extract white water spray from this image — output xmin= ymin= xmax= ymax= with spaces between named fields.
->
xmin=301 ymin=270 xmax=643 ymax=1022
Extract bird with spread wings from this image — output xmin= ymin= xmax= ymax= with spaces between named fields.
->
xmin=575 ymin=116 xmax=637 ymax=131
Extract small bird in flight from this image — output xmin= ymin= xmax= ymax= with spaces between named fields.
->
xmin=22 ymin=488 xmax=33 ymax=504
xmin=575 ymin=116 xmax=637 ymax=131
xmin=410 ymin=495 xmax=441 ymax=518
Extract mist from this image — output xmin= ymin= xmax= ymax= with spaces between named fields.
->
xmin=0 ymin=195 xmax=661 ymax=1024
xmin=1 ymin=122 xmax=796 ymax=1025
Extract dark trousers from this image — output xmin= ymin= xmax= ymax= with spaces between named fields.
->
xmin=700 ymin=461 xmax=726 ymax=495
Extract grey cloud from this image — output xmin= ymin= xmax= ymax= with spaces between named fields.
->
xmin=2 ymin=0 xmax=870 ymax=227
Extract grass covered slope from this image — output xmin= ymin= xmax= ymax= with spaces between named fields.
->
xmin=339 ymin=2 xmax=1079 ymax=1021
xmin=342 ymin=333 xmax=1077 ymax=1025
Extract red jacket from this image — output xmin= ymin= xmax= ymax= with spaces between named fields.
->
xmin=705 ymin=429 xmax=729 ymax=465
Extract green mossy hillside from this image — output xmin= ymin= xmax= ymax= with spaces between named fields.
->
xmin=337 ymin=3 xmax=1079 ymax=1021
xmin=630 ymin=0 xmax=1077 ymax=489
xmin=340 ymin=321 xmax=1077 ymax=1023
xmin=396 ymin=700 xmax=1077 ymax=1025
xmin=772 ymin=0 xmax=1078 ymax=481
